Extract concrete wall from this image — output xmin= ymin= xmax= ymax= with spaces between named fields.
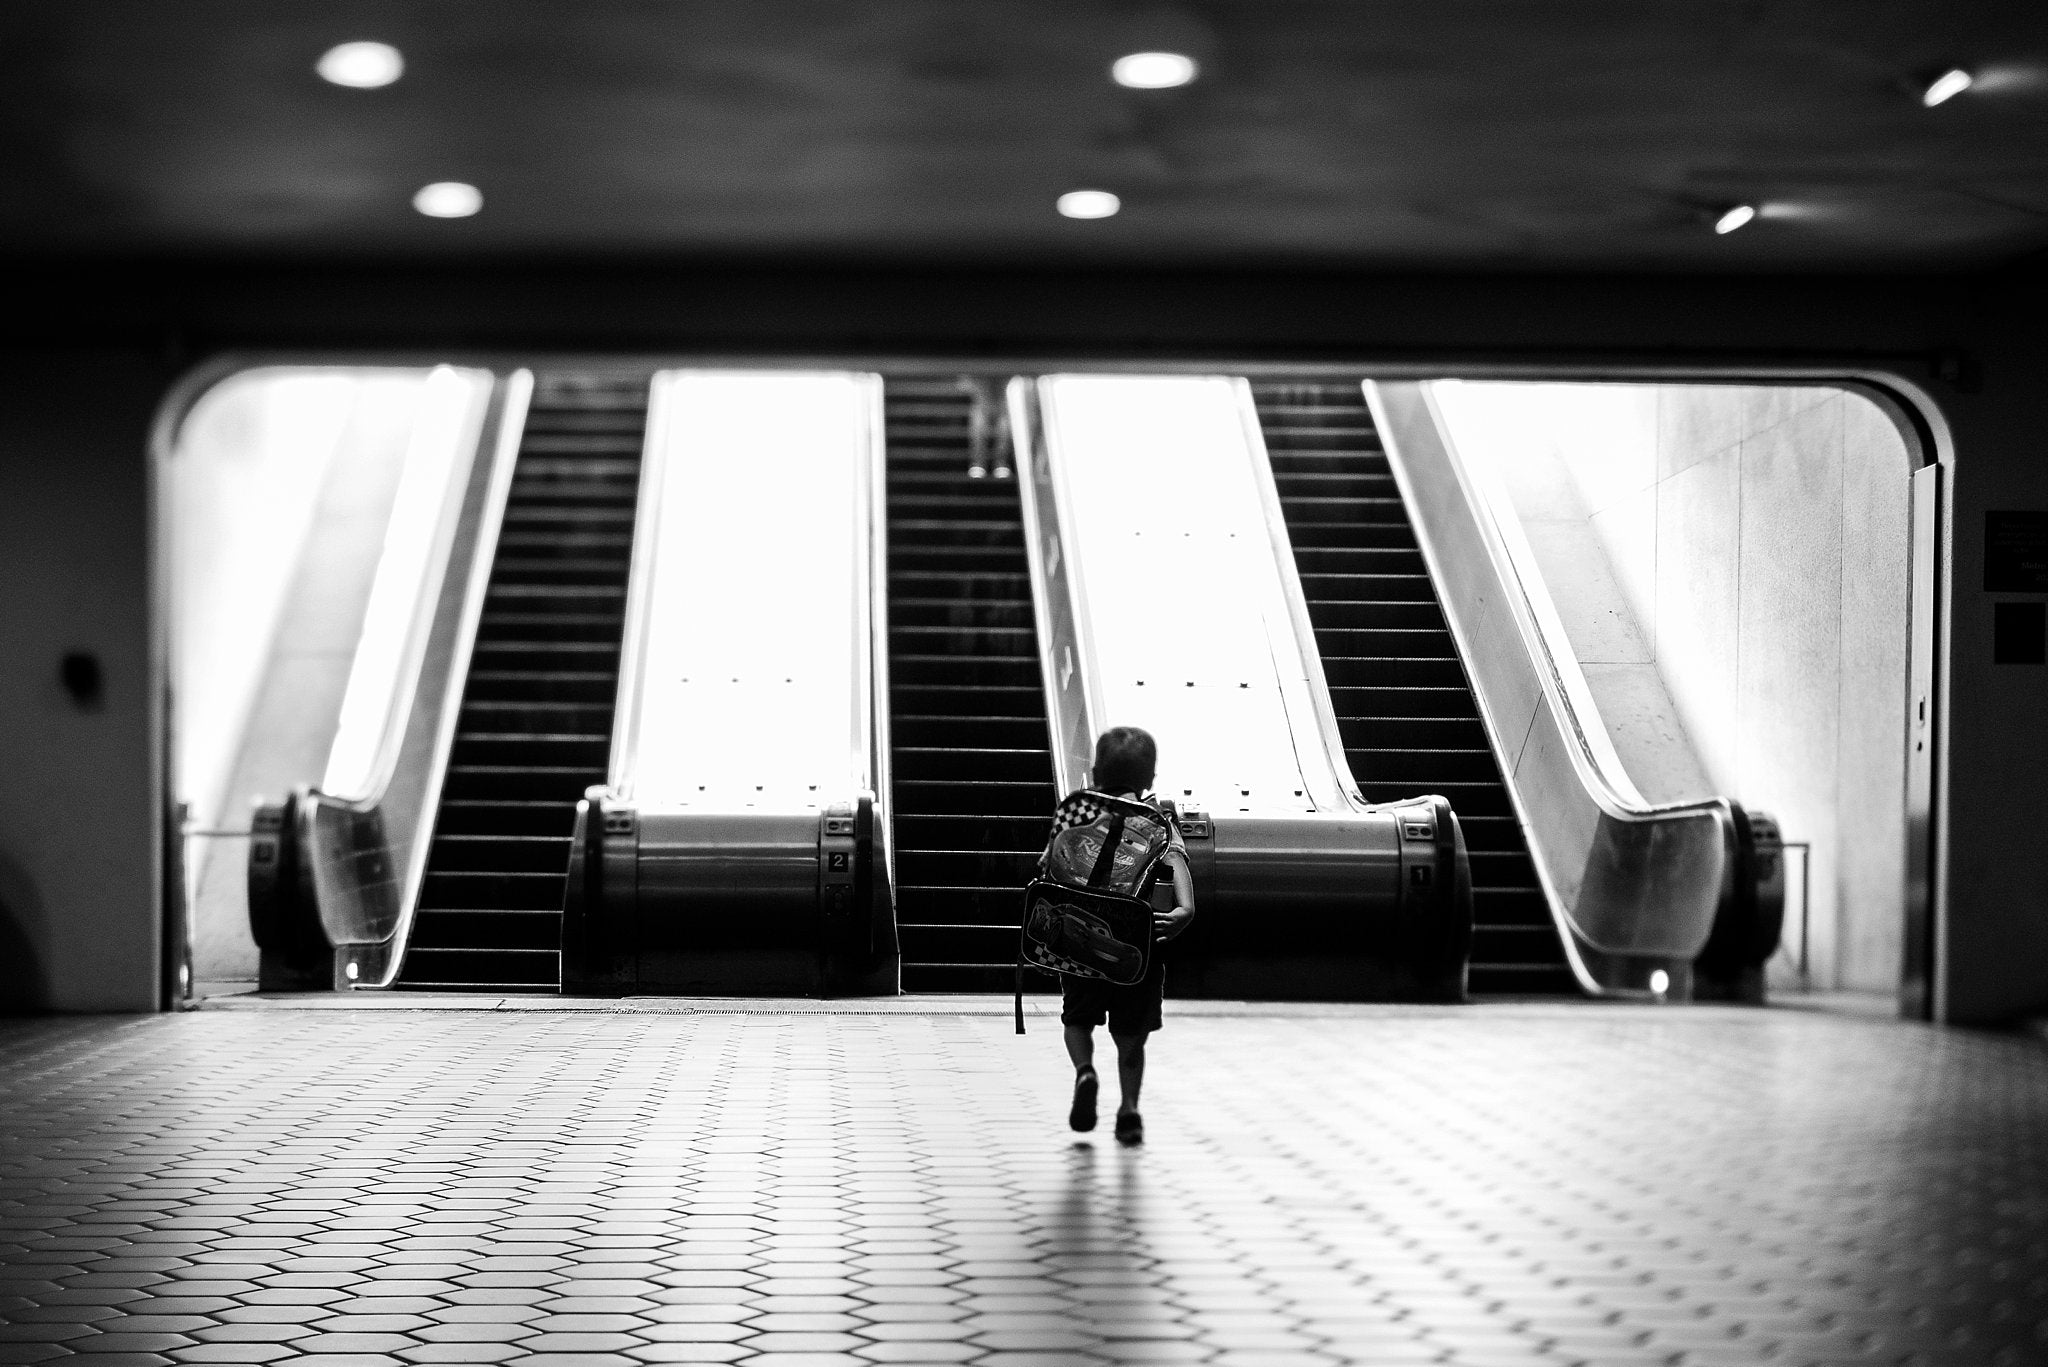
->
xmin=0 ymin=351 xmax=167 ymax=1011
xmin=1438 ymin=381 xmax=1914 ymax=995
xmin=1434 ymin=383 xmax=1714 ymax=806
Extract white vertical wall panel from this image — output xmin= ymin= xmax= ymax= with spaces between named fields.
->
xmin=624 ymin=371 xmax=876 ymax=812
xmin=1040 ymin=375 xmax=1318 ymax=813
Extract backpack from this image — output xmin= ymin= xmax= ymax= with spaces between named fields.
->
xmin=1014 ymin=792 xmax=1175 ymax=1034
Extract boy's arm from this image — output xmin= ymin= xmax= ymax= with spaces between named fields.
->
xmin=1154 ymin=849 xmax=1196 ymax=942
xmin=1170 ymin=852 xmax=1195 ymax=914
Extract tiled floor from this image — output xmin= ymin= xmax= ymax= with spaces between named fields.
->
xmin=2 ymin=1002 xmax=2045 ymax=1367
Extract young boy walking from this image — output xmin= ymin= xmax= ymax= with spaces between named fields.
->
xmin=1044 ymin=726 xmax=1196 ymax=1146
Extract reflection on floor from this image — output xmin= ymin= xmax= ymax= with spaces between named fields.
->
xmin=1 ymin=1002 xmax=2043 ymax=1366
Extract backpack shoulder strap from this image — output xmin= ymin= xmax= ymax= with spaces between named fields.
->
xmin=1085 ymin=814 xmax=1127 ymax=889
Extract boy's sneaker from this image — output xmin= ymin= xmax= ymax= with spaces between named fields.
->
xmin=1115 ymin=1110 xmax=1143 ymax=1146
xmin=1068 ymin=1068 xmax=1099 ymax=1132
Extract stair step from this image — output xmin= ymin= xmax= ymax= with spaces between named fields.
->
xmin=426 ymin=834 xmax=575 ymax=873
xmin=891 ymin=655 xmax=1041 ymax=687
xmin=410 ymin=908 xmax=564 ymax=950
xmin=394 ymin=947 xmax=560 ymax=989
xmin=434 ymin=800 xmax=580 ymax=836
xmin=892 ymin=716 xmax=1050 ymax=747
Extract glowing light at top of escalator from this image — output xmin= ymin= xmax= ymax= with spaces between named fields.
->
xmin=317 ymin=41 xmax=404 ymax=89
xmin=1922 ymin=68 xmax=1974 ymax=106
xmin=1112 ymin=52 xmax=1198 ymax=89
xmin=1057 ymin=189 xmax=1121 ymax=220
xmin=413 ymin=182 xmax=482 ymax=219
xmin=1714 ymin=204 xmax=1756 ymax=235
xmin=1035 ymin=375 xmax=1339 ymax=812
xmin=624 ymin=372 xmax=879 ymax=810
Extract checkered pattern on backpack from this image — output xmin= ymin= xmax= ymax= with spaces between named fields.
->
xmin=1046 ymin=791 xmax=1116 ymax=842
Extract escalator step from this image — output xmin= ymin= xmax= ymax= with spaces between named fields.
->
xmin=410 ymin=908 xmax=563 ymax=950
xmin=394 ymin=946 xmax=560 ymax=990
xmin=433 ymin=801 xmax=579 ymax=836
xmin=892 ymin=716 xmax=1050 ymax=747
xmin=422 ymin=870 xmax=570 ymax=910
xmin=894 ymin=779 xmax=1058 ymax=817
xmin=426 ymin=834 xmax=575 ymax=872
xmin=891 ymin=655 xmax=1041 ymax=687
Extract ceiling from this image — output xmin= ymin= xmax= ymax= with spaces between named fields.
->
xmin=5 ymin=1 xmax=2046 ymax=272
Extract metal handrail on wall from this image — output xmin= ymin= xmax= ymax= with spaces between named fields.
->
xmin=1366 ymin=380 xmax=1780 ymax=999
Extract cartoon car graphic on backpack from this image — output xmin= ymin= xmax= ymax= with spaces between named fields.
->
xmin=1026 ymin=899 xmax=1143 ymax=979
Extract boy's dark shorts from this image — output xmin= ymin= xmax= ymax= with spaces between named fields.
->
xmin=1060 ymin=962 xmax=1165 ymax=1035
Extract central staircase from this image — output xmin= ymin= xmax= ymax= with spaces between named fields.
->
xmin=883 ymin=377 xmax=1059 ymax=992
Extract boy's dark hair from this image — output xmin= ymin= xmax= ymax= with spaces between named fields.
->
xmin=1092 ymin=726 xmax=1157 ymax=795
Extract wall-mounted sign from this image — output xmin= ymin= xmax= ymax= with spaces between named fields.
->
xmin=1985 ymin=511 xmax=2048 ymax=592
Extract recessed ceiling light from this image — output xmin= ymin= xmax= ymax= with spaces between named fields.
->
xmin=413 ymin=182 xmax=482 ymax=218
xmin=1112 ymin=51 xmax=1198 ymax=89
xmin=1057 ymin=189 xmax=1121 ymax=219
xmin=317 ymin=41 xmax=404 ymax=89
xmin=1714 ymin=203 xmax=1756 ymax=234
xmin=1922 ymin=67 xmax=1974 ymax=106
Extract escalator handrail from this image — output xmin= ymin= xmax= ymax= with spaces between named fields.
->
xmin=849 ymin=373 xmax=881 ymax=817
xmin=605 ymin=371 xmax=673 ymax=799
xmin=1008 ymin=376 xmax=1098 ymax=798
xmin=1366 ymin=380 xmax=1736 ymax=976
xmin=858 ymin=374 xmax=897 ymax=952
xmin=1230 ymin=376 xmax=1372 ymax=815
xmin=318 ymin=367 xmax=500 ymax=803
xmin=299 ymin=369 xmax=528 ymax=977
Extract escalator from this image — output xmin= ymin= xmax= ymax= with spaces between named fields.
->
xmin=397 ymin=372 xmax=650 ymax=991
xmin=883 ymin=378 xmax=1058 ymax=993
xmin=1251 ymin=379 xmax=1576 ymax=995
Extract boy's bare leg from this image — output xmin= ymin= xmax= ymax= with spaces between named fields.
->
xmin=1111 ymin=1032 xmax=1146 ymax=1114
xmin=1064 ymin=1025 xmax=1095 ymax=1073
xmin=1065 ymin=1025 xmax=1100 ymax=1132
